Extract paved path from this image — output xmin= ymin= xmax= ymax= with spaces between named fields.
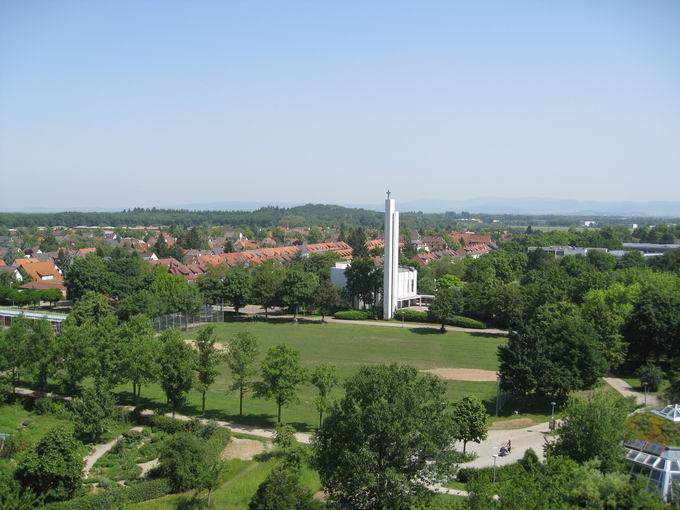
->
xmin=83 ymin=426 xmax=143 ymax=477
xmin=603 ymin=377 xmax=662 ymax=407
xmin=458 ymin=421 xmax=552 ymax=469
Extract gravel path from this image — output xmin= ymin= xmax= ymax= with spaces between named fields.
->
xmin=83 ymin=426 xmax=143 ymax=477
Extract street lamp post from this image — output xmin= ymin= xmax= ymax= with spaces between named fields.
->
xmin=550 ymin=401 xmax=557 ymax=431
xmin=492 ymin=454 xmax=498 ymax=483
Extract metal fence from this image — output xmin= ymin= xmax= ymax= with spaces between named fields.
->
xmin=153 ymin=305 xmax=224 ymax=332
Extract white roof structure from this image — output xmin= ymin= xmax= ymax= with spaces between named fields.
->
xmin=625 ymin=439 xmax=680 ymax=501
xmin=653 ymin=405 xmax=680 ymax=423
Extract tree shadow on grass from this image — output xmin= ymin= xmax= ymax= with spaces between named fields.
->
xmin=408 ymin=327 xmax=443 ymax=335
xmin=469 ymin=332 xmax=506 ymax=339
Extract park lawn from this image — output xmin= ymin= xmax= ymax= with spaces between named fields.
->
xmin=112 ymin=322 xmax=505 ymax=431
xmin=0 ymin=401 xmax=74 ymax=445
xmin=127 ymin=457 xmax=323 ymax=510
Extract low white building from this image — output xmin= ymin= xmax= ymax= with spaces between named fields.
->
xmin=330 ymin=261 xmax=424 ymax=311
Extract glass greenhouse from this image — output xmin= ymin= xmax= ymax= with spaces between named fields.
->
xmin=653 ymin=404 xmax=680 ymax=423
xmin=624 ymin=439 xmax=680 ymax=500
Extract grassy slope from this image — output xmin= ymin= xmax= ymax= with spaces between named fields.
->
xmin=113 ymin=322 xmax=506 ymax=431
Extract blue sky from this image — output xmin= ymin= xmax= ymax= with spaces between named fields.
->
xmin=1 ymin=1 xmax=679 ymax=210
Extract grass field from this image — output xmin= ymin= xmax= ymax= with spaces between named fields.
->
xmin=111 ymin=322 xmax=507 ymax=431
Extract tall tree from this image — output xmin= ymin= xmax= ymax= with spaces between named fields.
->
xmin=254 ymin=344 xmax=307 ymax=423
xmin=451 ymin=396 xmax=489 ymax=454
xmin=314 ymin=364 xmax=456 ymax=510
xmin=30 ymin=318 xmax=56 ymax=391
xmin=70 ymin=385 xmax=115 ymax=443
xmin=310 ymin=364 xmax=338 ymax=427
xmin=499 ymin=303 xmax=608 ymax=397
xmin=120 ymin=314 xmax=158 ymax=402
xmin=314 ymin=280 xmax=341 ymax=322
xmin=430 ymin=286 xmax=464 ymax=331
xmin=344 ymin=258 xmax=381 ymax=310
xmin=250 ymin=261 xmax=284 ymax=319
xmin=53 ymin=320 xmax=96 ymax=393
xmin=64 ymin=253 xmax=111 ymax=300
xmin=227 ymin=332 xmax=259 ymax=416
xmin=223 ymin=265 xmax=252 ymax=313
xmin=1 ymin=315 xmax=30 ymax=392
xmin=158 ymin=329 xmax=195 ymax=417
xmin=346 ymin=226 xmax=368 ymax=258
xmin=195 ymin=325 xmax=222 ymax=415
xmin=278 ymin=269 xmax=319 ymax=318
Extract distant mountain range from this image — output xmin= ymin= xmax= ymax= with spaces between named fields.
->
xmin=4 ymin=198 xmax=680 ymax=218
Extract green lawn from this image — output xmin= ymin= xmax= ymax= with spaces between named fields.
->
xmin=112 ymin=322 xmax=506 ymax=431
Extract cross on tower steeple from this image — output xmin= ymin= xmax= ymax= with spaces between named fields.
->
xmin=386 ymin=190 xmax=391 ymax=199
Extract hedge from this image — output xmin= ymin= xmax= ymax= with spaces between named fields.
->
xmin=447 ymin=315 xmax=486 ymax=329
xmin=394 ymin=309 xmax=428 ymax=322
xmin=393 ymin=309 xmax=486 ymax=329
xmin=47 ymin=479 xmax=172 ymax=509
xmin=334 ymin=310 xmax=373 ymax=320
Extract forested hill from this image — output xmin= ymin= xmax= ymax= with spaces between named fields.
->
xmin=0 ymin=204 xmax=678 ymax=229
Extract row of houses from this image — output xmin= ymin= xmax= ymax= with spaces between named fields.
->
xmin=149 ymin=242 xmax=353 ymax=281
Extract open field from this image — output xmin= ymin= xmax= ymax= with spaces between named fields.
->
xmin=110 ymin=322 xmax=507 ymax=431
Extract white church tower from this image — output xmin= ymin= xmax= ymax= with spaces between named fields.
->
xmin=383 ymin=191 xmax=400 ymax=320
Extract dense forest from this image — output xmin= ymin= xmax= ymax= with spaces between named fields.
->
xmin=1 ymin=204 xmax=678 ymax=230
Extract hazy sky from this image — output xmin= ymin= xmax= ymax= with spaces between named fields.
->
xmin=1 ymin=0 xmax=679 ymax=211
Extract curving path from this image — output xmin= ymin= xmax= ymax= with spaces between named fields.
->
xmin=603 ymin=377 xmax=662 ymax=407
xmin=83 ymin=426 xmax=143 ymax=477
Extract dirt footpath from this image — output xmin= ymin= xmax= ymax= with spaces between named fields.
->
xmin=221 ymin=437 xmax=270 ymax=461
xmin=422 ymin=368 xmax=498 ymax=381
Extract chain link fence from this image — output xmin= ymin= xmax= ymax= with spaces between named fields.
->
xmin=153 ymin=305 xmax=224 ymax=332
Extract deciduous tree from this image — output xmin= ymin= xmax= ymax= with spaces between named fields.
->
xmin=14 ymin=427 xmax=84 ymax=502
xmin=195 ymin=325 xmax=222 ymax=415
xmin=314 ymin=364 xmax=456 ymax=510
xmin=310 ymin=364 xmax=338 ymax=427
xmin=227 ymin=332 xmax=259 ymax=416
xmin=254 ymin=344 xmax=307 ymax=423
xmin=451 ymin=396 xmax=489 ymax=454
xmin=158 ymin=329 xmax=195 ymax=417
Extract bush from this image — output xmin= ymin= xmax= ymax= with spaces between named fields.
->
xmin=394 ymin=309 xmax=429 ymax=322
xmin=148 ymin=415 xmax=187 ymax=434
xmin=46 ymin=478 xmax=172 ymax=509
xmin=447 ymin=315 xmax=486 ymax=329
xmin=0 ymin=431 xmax=31 ymax=459
xmin=33 ymin=398 xmax=54 ymax=415
xmin=636 ymin=363 xmax=664 ymax=392
xmin=334 ymin=310 xmax=373 ymax=320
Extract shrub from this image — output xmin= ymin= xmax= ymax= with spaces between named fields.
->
xmin=34 ymin=398 xmax=54 ymax=415
xmin=394 ymin=309 xmax=429 ymax=322
xmin=0 ymin=431 xmax=31 ymax=459
xmin=447 ymin=315 xmax=486 ymax=329
xmin=46 ymin=479 xmax=172 ymax=509
xmin=636 ymin=363 xmax=664 ymax=392
xmin=334 ymin=310 xmax=373 ymax=320
xmin=148 ymin=415 xmax=187 ymax=434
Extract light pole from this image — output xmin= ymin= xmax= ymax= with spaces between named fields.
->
xmin=550 ymin=401 xmax=557 ymax=431
xmin=492 ymin=454 xmax=498 ymax=483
